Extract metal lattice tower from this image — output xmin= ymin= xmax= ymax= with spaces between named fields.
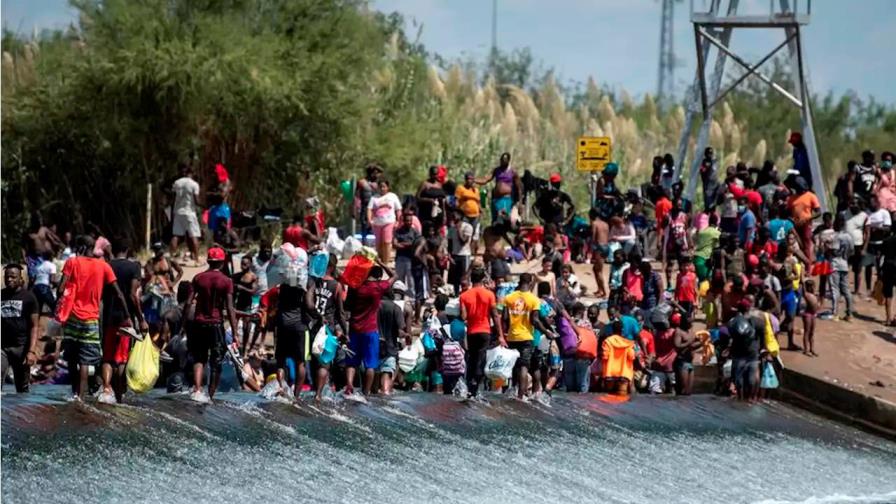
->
xmin=673 ymin=0 xmax=828 ymax=211
xmin=657 ymin=0 xmax=676 ymax=101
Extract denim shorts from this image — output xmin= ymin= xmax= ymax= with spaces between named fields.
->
xmin=378 ymin=356 xmax=397 ymax=375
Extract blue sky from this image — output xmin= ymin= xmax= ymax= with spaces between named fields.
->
xmin=4 ymin=0 xmax=894 ymax=103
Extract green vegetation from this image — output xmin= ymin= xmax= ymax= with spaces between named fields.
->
xmin=3 ymin=0 xmax=894 ymax=259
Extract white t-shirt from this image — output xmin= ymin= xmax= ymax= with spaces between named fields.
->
xmin=868 ymin=208 xmax=892 ymax=230
xmin=173 ymin=177 xmax=200 ymax=216
xmin=843 ymin=210 xmax=867 ymax=247
xmin=367 ymin=192 xmax=402 ymax=227
xmin=34 ymin=260 xmax=57 ymax=286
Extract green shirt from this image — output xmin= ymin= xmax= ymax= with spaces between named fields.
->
xmin=694 ymin=227 xmax=721 ymax=260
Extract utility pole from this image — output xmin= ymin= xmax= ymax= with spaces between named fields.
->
xmin=490 ymin=0 xmax=498 ymax=79
xmin=674 ymin=0 xmax=828 ymax=212
xmin=657 ymin=0 xmax=675 ymax=102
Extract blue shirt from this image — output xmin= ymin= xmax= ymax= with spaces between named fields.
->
xmin=600 ymin=314 xmax=641 ymax=341
xmin=767 ymin=218 xmax=793 ymax=245
xmin=208 ymin=203 xmax=231 ymax=233
xmin=738 ymin=210 xmax=756 ymax=246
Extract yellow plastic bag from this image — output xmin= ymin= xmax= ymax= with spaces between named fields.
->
xmin=764 ymin=313 xmax=780 ymax=357
xmin=126 ymin=337 xmax=160 ymax=393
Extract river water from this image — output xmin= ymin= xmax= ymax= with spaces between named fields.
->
xmin=2 ymin=386 xmax=895 ymax=504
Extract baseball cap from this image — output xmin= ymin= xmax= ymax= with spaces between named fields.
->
xmin=549 ymin=173 xmax=562 ymax=184
xmin=393 ymin=280 xmax=408 ymax=293
xmin=207 ymin=247 xmax=226 ymax=262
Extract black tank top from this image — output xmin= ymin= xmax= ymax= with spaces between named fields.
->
xmin=313 ymin=277 xmax=339 ymax=327
xmin=232 ymin=273 xmax=255 ymax=311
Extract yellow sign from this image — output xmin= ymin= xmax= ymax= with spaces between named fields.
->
xmin=576 ymin=136 xmax=611 ymax=172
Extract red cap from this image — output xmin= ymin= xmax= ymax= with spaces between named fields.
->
xmin=436 ymin=165 xmax=448 ymax=184
xmin=207 ymin=247 xmax=226 ymax=262
xmin=748 ymin=254 xmax=759 ymax=267
xmin=670 ymin=312 xmax=682 ymax=327
xmin=788 ymin=131 xmax=802 ymax=144
xmin=549 ymin=173 xmax=562 ymax=184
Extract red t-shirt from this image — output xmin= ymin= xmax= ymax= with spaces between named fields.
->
xmin=283 ymin=224 xmax=308 ymax=250
xmin=623 ymin=268 xmax=644 ymax=302
xmin=639 ymin=329 xmax=655 ymax=355
xmin=192 ymin=270 xmax=234 ymax=324
xmin=751 ymin=240 xmax=778 ymax=259
xmin=675 ymin=271 xmax=698 ymax=303
xmin=655 ymin=197 xmax=672 ymax=231
xmin=727 ymin=182 xmax=746 ymax=199
xmin=521 ymin=226 xmax=544 ymax=246
xmin=460 ymin=286 xmax=496 ymax=334
xmin=62 ymin=257 xmax=116 ymax=321
xmin=347 ymin=280 xmax=390 ymax=333
xmin=745 ymin=190 xmax=763 ymax=214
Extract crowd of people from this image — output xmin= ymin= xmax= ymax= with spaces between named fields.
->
xmin=2 ymin=146 xmax=894 ymax=405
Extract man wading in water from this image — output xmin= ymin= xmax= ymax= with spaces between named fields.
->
xmin=186 ymin=247 xmax=239 ymax=402
xmin=503 ymin=273 xmax=555 ymax=401
xmin=58 ymin=236 xmax=131 ymax=401
xmin=344 ymin=260 xmax=397 ymax=398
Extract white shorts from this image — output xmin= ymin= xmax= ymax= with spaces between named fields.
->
xmin=173 ymin=213 xmax=201 ymax=238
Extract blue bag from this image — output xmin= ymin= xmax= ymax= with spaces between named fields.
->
xmin=760 ymin=361 xmax=779 ymax=389
xmin=318 ymin=329 xmax=339 ymax=365
xmin=421 ymin=331 xmax=436 ymax=352
xmin=309 ymin=251 xmax=329 ymax=279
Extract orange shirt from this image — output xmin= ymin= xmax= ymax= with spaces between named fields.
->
xmin=460 ymin=286 xmax=496 ymax=334
xmin=455 ymin=184 xmax=481 ymax=218
xmin=788 ymin=192 xmax=820 ymax=225
xmin=62 ymin=257 xmax=116 ymax=321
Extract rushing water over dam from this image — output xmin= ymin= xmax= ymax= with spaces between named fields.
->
xmin=2 ymin=386 xmax=895 ymax=504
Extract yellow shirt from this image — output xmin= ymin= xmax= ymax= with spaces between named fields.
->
xmin=504 ymin=290 xmax=540 ymax=342
xmin=455 ymin=184 xmax=481 ymax=218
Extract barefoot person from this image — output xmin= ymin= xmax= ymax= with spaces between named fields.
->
xmin=802 ymin=279 xmax=819 ymax=356
xmin=344 ymin=260 xmax=396 ymax=397
xmin=312 ymin=255 xmax=346 ymax=401
xmin=589 ymin=208 xmax=610 ymax=299
xmin=477 ymin=152 xmax=523 ymax=222
xmin=187 ymin=247 xmax=240 ymax=402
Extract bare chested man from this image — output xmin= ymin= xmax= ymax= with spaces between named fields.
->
xmin=589 ymin=208 xmax=610 ymax=299
xmin=22 ymin=218 xmax=63 ymax=285
xmin=143 ymin=243 xmax=183 ymax=324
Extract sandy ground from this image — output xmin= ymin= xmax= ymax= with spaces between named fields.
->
xmin=163 ymin=253 xmax=896 ymax=404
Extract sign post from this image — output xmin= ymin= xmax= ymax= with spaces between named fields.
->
xmin=576 ymin=136 xmax=612 ymax=208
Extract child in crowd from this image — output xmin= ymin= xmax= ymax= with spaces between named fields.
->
xmin=675 ymin=256 xmax=698 ymax=322
xmin=802 ymin=279 xmax=819 ymax=357
xmin=608 ymin=249 xmax=629 ymax=309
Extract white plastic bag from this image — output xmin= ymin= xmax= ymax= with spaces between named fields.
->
xmin=445 ymin=298 xmax=460 ymax=317
xmin=342 ymin=236 xmax=363 ymax=259
xmin=310 ymin=325 xmax=328 ymax=356
xmin=398 ymin=347 xmax=420 ymax=373
xmin=485 ymin=346 xmax=520 ymax=381
xmin=325 ymin=227 xmax=345 ymax=257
